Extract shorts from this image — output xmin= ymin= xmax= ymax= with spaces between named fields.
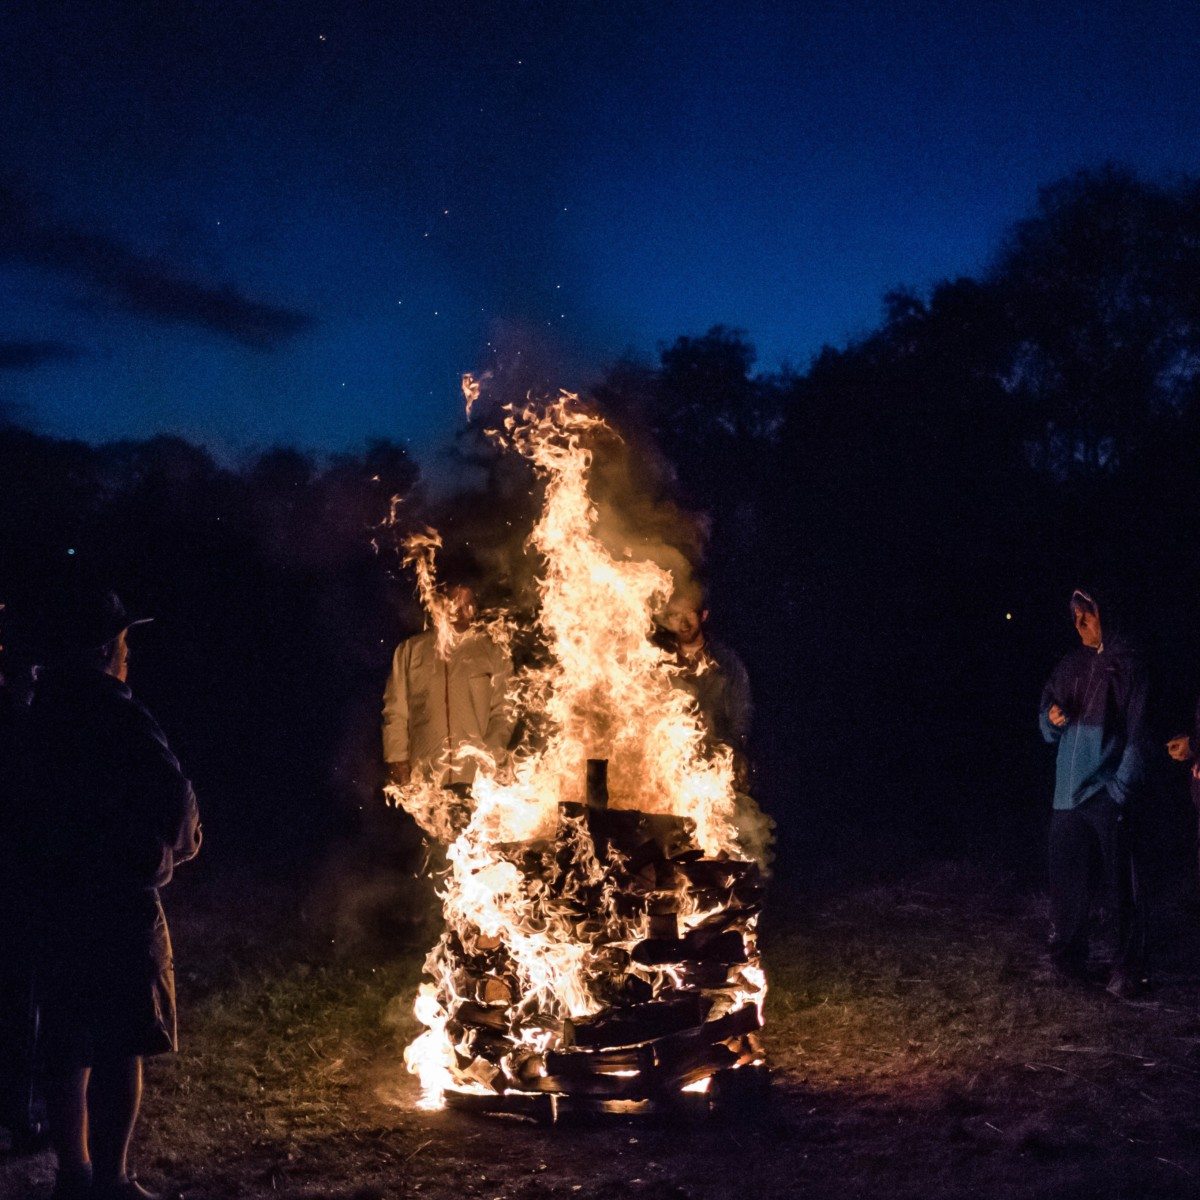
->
xmin=35 ymin=892 xmax=177 ymax=1071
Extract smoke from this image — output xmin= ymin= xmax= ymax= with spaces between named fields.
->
xmin=733 ymin=793 xmax=776 ymax=874
xmin=582 ymin=416 xmax=708 ymax=611
xmin=308 ymin=791 xmax=440 ymax=960
xmin=431 ymin=367 xmax=708 ymax=621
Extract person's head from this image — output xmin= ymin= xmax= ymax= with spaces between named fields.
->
xmin=77 ymin=627 xmax=130 ymax=681
xmin=1070 ymin=588 xmax=1103 ymax=649
xmin=38 ymin=587 xmax=149 ymax=678
xmin=660 ymin=581 xmax=708 ymax=648
xmin=445 ymin=584 xmax=478 ymax=632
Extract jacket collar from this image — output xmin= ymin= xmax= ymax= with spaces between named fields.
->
xmin=37 ymin=665 xmax=132 ymax=701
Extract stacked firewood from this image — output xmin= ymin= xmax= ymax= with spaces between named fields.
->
xmin=440 ymin=762 xmax=766 ymax=1113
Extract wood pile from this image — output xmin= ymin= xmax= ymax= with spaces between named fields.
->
xmin=440 ymin=761 xmax=767 ymax=1119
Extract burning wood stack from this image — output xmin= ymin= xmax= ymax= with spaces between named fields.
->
xmin=391 ymin=393 xmax=769 ymax=1120
xmin=431 ymin=759 xmax=765 ymax=1118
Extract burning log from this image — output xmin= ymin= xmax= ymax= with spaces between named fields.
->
xmin=564 ymin=994 xmax=710 ymax=1049
xmin=450 ymin=1002 xmax=508 ymax=1032
xmin=631 ymin=929 xmax=749 ymax=967
xmin=420 ymin=758 xmax=767 ymax=1116
xmin=407 ymin=763 xmax=769 ymax=1117
xmin=475 ymin=976 xmax=514 ymax=1006
xmin=538 ymin=1001 xmax=763 ymax=1100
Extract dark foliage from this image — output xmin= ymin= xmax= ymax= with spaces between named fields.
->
xmin=4 ymin=165 xmax=1200 ymax=886
xmin=588 ymin=167 xmax=1200 ymax=882
xmin=0 ymin=427 xmax=422 ymax=865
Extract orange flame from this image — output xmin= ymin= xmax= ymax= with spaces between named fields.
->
xmin=389 ymin=392 xmax=764 ymax=1109
xmin=401 ymin=528 xmax=461 ymax=661
xmin=461 ymin=372 xmax=482 ymax=419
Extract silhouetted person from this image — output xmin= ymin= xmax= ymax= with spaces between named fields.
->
xmin=659 ymin=584 xmax=753 ymax=769
xmin=15 ymin=589 xmax=200 ymax=1200
xmin=0 ymin=640 xmax=47 ymax=1152
xmin=657 ymin=584 xmax=773 ymax=867
xmin=1166 ymin=700 xmax=1200 ymax=880
xmin=1038 ymin=587 xmax=1148 ymax=997
xmin=382 ymin=583 xmax=513 ymax=792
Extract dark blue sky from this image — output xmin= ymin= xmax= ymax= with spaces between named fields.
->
xmin=2 ymin=0 xmax=1199 ymax=465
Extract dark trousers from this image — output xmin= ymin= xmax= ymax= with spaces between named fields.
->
xmin=0 ymin=937 xmax=43 ymax=1140
xmin=1048 ymin=793 xmax=1146 ymax=976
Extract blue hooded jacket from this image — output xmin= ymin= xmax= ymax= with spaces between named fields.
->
xmin=1038 ymin=590 xmax=1149 ymax=810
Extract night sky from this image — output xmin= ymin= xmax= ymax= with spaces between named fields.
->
xmin=3 ymin=0 xmax=1199 ymax=465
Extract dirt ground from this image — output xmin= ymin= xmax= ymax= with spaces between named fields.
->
xmin=5 ymin=862 xmax=1200 ymax=1200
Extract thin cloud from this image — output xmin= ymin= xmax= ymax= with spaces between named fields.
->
xmin=0 ymin=181 xmax=315 ymax=351
xmin=0 ymin=339 xmax=84 ymax=370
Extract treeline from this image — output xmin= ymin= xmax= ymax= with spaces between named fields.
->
xmin=602 ymin=165 xmax=1200 ymax=875
xmin=5 ymin=165 xmax=1200 ymax=879
xmin=0 ymin=432 xmax=423 ymax=862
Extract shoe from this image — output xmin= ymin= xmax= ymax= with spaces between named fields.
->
xmin=1106 ymin=970 xmax=1149 ymax=1001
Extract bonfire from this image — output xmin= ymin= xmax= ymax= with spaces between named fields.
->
xmin=387 ymin=391 xmax=768 ymax=1120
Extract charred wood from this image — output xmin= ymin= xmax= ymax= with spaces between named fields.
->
xmin=631 ymin=928 xmax=747 ymax=967
xmin=453 ymin=1001 xmax=510 ymax=1032
xmin=564 ymin=994 xmax=711 ymax=1049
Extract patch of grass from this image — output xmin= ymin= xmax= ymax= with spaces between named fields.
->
xmin=6 ymin=861 xmax=1200 ymax=1198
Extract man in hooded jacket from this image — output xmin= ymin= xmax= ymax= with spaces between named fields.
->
xmin=1038 ymin=586 xmax=1148 ymax=997
xmin=658 ymin=585 xmax=753 ymax=762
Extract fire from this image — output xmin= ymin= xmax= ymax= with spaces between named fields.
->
xmin=388 ymin=391 xmax=767 ymax=1113
xmin=461 ymin=372 xmax=482 ymax=419
xmin=400 ymin=528 xmax=460 ymax=662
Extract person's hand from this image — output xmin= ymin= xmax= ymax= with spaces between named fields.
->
xmin=1192 ymin=760 xmax=1200 ymax=782
xmin=1167 ymin=735 xmax=1193 ymax=762
xmin=387 ymin=761 xmax=412 ymax=787
xmin=1048 ymin=704 xmax=1068 ymax=728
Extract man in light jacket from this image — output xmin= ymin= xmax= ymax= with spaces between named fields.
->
xmin=382 ymin=584 xmax=513 ymax=790
xmin=1039 ymin=585 xmax=1148 ymax=998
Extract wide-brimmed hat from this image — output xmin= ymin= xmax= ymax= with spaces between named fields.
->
xmin=29 ymin=587 xmax=153 ymax=659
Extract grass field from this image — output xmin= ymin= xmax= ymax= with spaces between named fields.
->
xmin=4 ymin=861 xmax=1200 ymax=1200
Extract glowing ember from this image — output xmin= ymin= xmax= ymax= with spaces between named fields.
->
xmin=387 ymin=391 xmax=768 ymax=1114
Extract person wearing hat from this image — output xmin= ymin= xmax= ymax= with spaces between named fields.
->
xmin=13 ymin=588 xmax=200 ymax=1200
xmin=0 ymin=622 xmax=48 ymax=1154
xmin=1038 ymin=585 xmax=1148 ymax=998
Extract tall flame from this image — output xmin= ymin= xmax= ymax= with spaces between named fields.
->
xmin=389 ymin=392 xmax=763 ymax=1109
xmin=401 ymin=528 xmax=460 ymax=661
